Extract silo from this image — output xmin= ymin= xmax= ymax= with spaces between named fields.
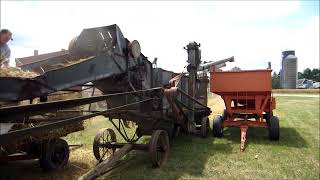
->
xmin=281 ymin=51 xmax=298 ymax=89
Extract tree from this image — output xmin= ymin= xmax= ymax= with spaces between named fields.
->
xmin=231 ymin=66 xmax=241 ymax=71
xmin=311 ymin=68 xmax=320 ymax=82
xmin=298 ymin=72 xmax=303 ymax=79
xmin=298 ymin=68 xmax=320 ymax=82
xmin=303 ymin=68 xmax=312 ymax=79
xmin=272 ymin=71 xmax=281 ymax=89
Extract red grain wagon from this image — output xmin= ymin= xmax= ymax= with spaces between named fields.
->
xmin=210 ymin=69 xmax=279 ymax=151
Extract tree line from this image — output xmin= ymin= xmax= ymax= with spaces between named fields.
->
xmin=272 ymin=68 xmax=320 ymax=89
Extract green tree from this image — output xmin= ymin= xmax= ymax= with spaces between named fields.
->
xmin=231 ymin=66 xmax=241 ymax=71
xmin=303 ymin=68 xmax=312 ymax=79
xmin=311 ymin=68 xmax=320 ymax=82
xmin=272 ymin=71 xmax=281 ymax=89
xmin=298 ymin=68 xmax=320 ymax=82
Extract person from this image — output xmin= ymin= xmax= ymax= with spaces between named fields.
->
xmin=0 ymin=29 xmax=13 ymax=67
xmin=0 ymin=29 xmax=14 ymax=135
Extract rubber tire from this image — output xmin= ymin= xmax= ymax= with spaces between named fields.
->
xmin=201 ymin=117 xmax=210 ymax=138
xmin=264 ymin=112 xmax=272 ymax=123
xmin=39 ymin=138 xmax=69 ymax=171
xmin=93 ymin=128 xmax=117 ymax=162
xmin=268 ymin=116 xmax=280 ymax=141
xmin=149 ymin=130 xmax=170 ymax=167
xmin=221 ymin=109 xmax=228 ymax=121
xmin=213 ymin=115 xmax=223 ymax=137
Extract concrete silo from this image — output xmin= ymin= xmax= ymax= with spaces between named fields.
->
xmin=280 ymin=50 xmax=298 ymax=89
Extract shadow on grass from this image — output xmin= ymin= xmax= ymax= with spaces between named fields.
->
xmin=222 ymin=126 xmax=307 ymax=148
xmin=167 ymin=135 xmax=233 ymax=178
xmin=0 ymin=159 xmax=90 ymax=180
xmin=105 ymin=134 xmax=232 ymax=180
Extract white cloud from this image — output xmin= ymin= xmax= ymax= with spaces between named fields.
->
xmin=1 ymin=1 xmax=318 ymax=73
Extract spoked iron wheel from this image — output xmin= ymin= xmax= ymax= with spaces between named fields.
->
xmin=93 ymin=128 xmax=117 ymax=162
xmin=149 ymin=130 xmax=170 ymax=167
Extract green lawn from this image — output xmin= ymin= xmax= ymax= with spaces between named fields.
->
xmin=2 ymin=95 xmax=319 ymax=179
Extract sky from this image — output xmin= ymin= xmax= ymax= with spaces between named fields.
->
xmin=0 ymin=1 xmax=319 ymax=73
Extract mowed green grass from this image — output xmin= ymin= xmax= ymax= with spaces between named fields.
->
xmin=66 ymin=95 xmax=319 ymax=180
xmin=2 ymin=95 xmax=319 ymax=180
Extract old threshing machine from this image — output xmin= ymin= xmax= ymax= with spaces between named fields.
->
xmin=0 ymin=24 xmax=233 ymax=176
xmin=210 ymin=70 xmax=279 ymax=151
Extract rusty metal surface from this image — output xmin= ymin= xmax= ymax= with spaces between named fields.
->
xmin=0 ymin=87 xmax=162 ymax=122
xmin=0 ymin=25 xmax=236 ymax=170
xmin=0 ymin=96 xmax=155 ymax=145
xmin=0 ymin=25 xmax=152 ymax=102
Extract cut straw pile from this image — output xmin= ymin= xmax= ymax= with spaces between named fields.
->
xmin=36 ymin=91 xmax=84 ymax=140
xmin=7 ymin=91 xmax=85 ymax=144
xmin=0 ymin=67 xmax=39 ymax=78
xmin=0 ymin=84 xmax=84 ymax=143
xmin=49 ymin=55 xmax=94 ymax=70
xmin=0 ymin=58 xmax=90 ymax=144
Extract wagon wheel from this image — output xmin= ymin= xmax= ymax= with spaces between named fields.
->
xmin=268 ymin=116 xmax=280 ymax=141
xmin=264 ymin=112 xmax=273 ymax=123
xmin=213 ymin=115 xmax=223 ymax=137
xmin=158 ymin=121 xmax=177 ymax=140
xmin=200 ymin=117 xmax=210 ymax=138
xmin=39 ymin=138 xmax=69 ymax=171
xmin=149 ymin=130 xmax=170 ymax=167
xmin=221 ymin=109 xmax=228 ymax=121
xmin=93 ymin=128 xmax=117 ymax=162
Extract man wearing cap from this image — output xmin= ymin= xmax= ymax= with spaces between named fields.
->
xmin=0 ymin=29 xmax=13 ymax=67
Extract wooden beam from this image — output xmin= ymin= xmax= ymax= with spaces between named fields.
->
xmin=78 ymin=144 xmax=133 ymax=180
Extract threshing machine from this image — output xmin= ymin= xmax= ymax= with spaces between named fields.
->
xmin=0 ymin=24 xmax=233 ymax=176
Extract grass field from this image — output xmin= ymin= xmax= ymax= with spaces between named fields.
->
xmin=273 ymin=89 xmax=320 ymax=94
xmin=1 ymin=94 xmax=319 ymax=180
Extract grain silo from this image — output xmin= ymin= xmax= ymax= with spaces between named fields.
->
xmin=280 ymin=50 xmax=298 ymax=89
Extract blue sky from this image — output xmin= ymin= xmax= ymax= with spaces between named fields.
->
xmin=1 ymin=1 xmax=319 ymax=72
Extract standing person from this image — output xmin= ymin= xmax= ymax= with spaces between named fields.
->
xmin=0 ymin=29 xmax=13 ymax=67
xmin=0 ymin=29 xmax=14 ymax=135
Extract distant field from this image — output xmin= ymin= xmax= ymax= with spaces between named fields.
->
xmin=273 ymin=89 xmax=320 ymax=94
xmin=1 ymin=95 xmax=319 ymax=180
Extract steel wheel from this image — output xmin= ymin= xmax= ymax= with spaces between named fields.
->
xmin=93 ymin=128 xmax=117 ymax=162
xmin=149 ymin=130 xmax=169 ymax=167
xmin=39 ymin=138 xmax=69 ymax=171
xmin=158 ymin=121 xmax=176 ymax=141
xmin=201 ymin=117 xmax=210 ymax=138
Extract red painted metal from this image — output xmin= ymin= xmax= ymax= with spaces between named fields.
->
xmin=240 ymin=126 xmax=248 ymax=152
xmin=210 ymin=69 xmax=276 ymax=151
